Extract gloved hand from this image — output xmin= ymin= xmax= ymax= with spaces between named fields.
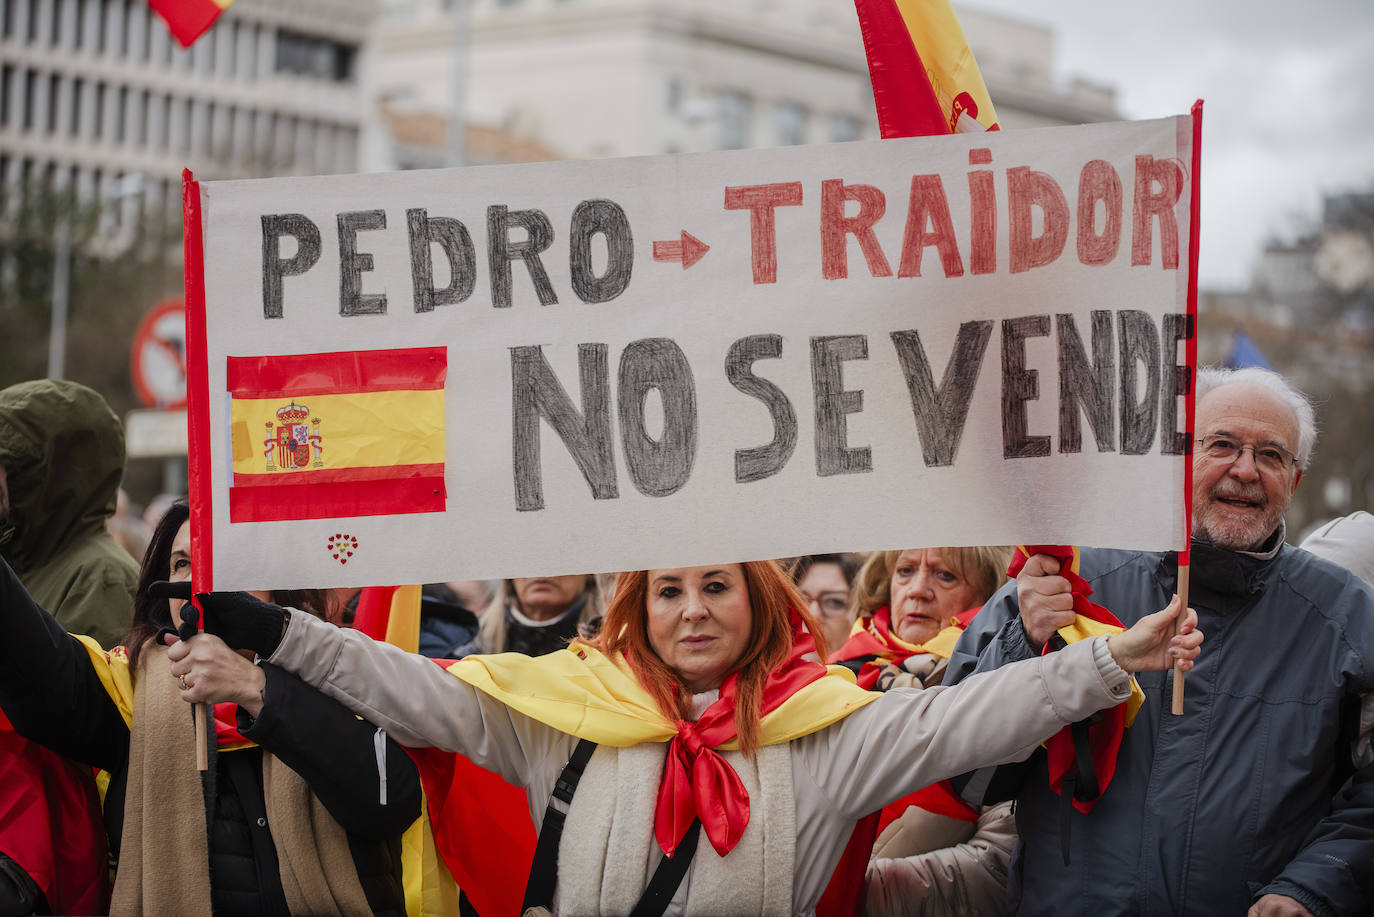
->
xmin=146 ymin=582 xmax=289 ymax=657
xmin=145 ymin=581 xmax=200 ymax=640
xmin=197 ymin=592 xmax=290 ymax=658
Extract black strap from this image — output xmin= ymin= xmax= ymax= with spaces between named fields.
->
xmin=522 ymin=738 xmax=597 ymax=912
xmin=629 ymin=819 xmax=702 ymax=917
xmin=1056 ymin=717 xmax=1102 ymax=867
xmin=522 ymin=741 xmax=704 ymax=915
xmin=1070 ymin=718 xmax=1100 ymax=801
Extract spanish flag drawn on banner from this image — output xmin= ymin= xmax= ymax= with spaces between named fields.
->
xmin=148 ymin=0 xmax=234 ymax=48
xmin=854 ymin=0 xmax=999 ymax=138
xmin=226 ymin=347 xmax=447 ymax=525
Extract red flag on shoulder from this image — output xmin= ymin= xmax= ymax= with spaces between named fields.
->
xmin=0 ymin=712 xmax=109 ymax=916
xmin=1009 ymin=546 xmax=1144 ymax=813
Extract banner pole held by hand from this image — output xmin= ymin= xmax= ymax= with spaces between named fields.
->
xmin=1172 ymin=101 xmax=1203 ymax=718
xmin=178 ymin=602 xmax=210 ymax=771
xmin=1171 ymin=562 xmax=1189 ymax=716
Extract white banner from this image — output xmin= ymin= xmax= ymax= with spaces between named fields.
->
xmin=189 ymin=115 xmax=1196 ymax=591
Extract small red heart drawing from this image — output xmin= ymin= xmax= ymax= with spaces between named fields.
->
xmin=326 ymin=534 xmax=359 ymax=565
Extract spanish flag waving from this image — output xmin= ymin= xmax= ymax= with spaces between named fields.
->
xmin=854 ymin=0 xmax=999 ymax=138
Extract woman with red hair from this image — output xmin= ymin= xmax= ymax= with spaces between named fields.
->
xmin=171 ymin=560 xmax=1201 ymax=914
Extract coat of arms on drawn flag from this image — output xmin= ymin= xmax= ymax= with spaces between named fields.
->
xmin=225 ymin=347 xmax=447 ymax=523
xmin=266 ymin=401 xmax=322 ymax=471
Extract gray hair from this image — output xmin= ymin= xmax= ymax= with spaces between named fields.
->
xmin=473 ymin=575 xmax=604 ymax=653
xmin=1195 ymin=366 xmax=1317 ymax=467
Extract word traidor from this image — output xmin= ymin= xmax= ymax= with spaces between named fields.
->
xmin=512 ymin=309 xmax=1191 ymax=511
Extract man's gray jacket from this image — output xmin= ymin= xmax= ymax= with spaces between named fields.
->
xmin=945 ymin=538 xmax=1374 ymax=917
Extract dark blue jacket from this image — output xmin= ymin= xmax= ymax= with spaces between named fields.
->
xmin=945 ymin=539 xmax=1374 ymax=917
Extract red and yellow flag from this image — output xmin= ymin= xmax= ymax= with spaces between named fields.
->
xmin=148 ymin=0 xmax=234 ymax=48
xmin=353 ymin=585 xmax=530 ymax=916
xmin=1009 ymin=546 xmax=1144 ymax=814
xmin=0 ymin=713 xmax=110 ymax=916
xmin=854 ymin=0 xmax=999 ymax=138
xmin=226 ymin=347 xmax=447 ymax=524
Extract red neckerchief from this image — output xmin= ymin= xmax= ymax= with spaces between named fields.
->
xmin=830 ymin=605 xmax=978 ymax=690
xmin=1009 ymin=544 xmax=1129 ymax=813
xmin=654 ymin=616 xmax=828 ymax=858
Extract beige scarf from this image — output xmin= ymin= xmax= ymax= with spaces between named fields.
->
xmin=110 ymin=647 xmax=371 ymax=916
xmin=555 ymin=742 xmax=796 ymax=915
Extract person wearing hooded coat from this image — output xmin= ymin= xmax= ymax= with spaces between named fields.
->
xmin=0 ymin=380 xmax=133 ymax=915
xmin=0 ymin=379 xmax=138 ymax=650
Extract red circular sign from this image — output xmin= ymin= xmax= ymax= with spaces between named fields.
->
xmin=131 ymin=299 xmax=187 ymax=409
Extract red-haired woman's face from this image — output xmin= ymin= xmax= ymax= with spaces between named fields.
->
xmin=646 ymin=564 xmax=753 ymax=694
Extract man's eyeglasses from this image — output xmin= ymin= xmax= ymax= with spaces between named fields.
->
xmin=803 ymin=592 xmax=850 ymax=617
xmin=1195 ymin=434 xmax=1298 ymax=473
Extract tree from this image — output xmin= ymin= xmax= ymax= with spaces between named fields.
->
xmin=0 ymin=178 xmax=183 ymax=419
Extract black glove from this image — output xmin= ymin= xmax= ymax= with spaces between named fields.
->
xmin=163 ymin=591 xmax=288 ymax=657
xmin=145 ymin=581 xmax=200 ymax=641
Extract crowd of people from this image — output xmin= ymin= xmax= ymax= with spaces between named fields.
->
xmin=0 ymin=365 xmax=1369 ymax=916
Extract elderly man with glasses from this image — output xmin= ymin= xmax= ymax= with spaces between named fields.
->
xmin=944 ymin=366 xmax=1374 ymax=917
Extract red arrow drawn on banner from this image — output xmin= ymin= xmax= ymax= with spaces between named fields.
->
xmin=652 ymin=231 xmax=710 ymax=269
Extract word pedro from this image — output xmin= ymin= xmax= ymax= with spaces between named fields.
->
xmin=258 ymin=149 xmax=1183 ymax=316
xmin=513 ymin=309 xmax=1192 ymax=510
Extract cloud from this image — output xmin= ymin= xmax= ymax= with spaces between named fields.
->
xmin=959 ymin=0 xmax=1374 ymax=286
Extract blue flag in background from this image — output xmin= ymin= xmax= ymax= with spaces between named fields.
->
xmin=1222 ymin=330 xmax=1274 ymax=370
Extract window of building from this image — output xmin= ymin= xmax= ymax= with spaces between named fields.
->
xmin=114 ymin=85 xmax=126 ymax=143
xmin=665 ymin=77 xmax=682 ymax=114
xmin=135 ymin=89 xmax=148 ymax=146
xmin=829 ymin=113 xmax=860 ymax=143
xmin=174 ymin=96 xmax=191 ymax=154
xmin=26 ymin=0 xmax=41 ymax=44
xmin=776 ymin=101 xmax=806 ymax=146
xmin=96 ymin=0 xmax=109 ymax=54
xmin=93 ymin=80 xmax=105 ymax=138
xmin=275 ymin=29 xmax=356 ymax=82
xmin=154 ymin=93 xmax=170 ymax=149
xmin=22 ymin=69 xmax=36 ymax=130
xmin=2 ymin=2 xmax=14 ymax=40
xmin=719 ymin=90 xmax=751 ymax=150
xmin=0 ymin=66 xmax=11 ymax=127
xmin=70 ymin=78 xmax=84 ymax=136
xmin=46 ymin=73 xmax=59 ymax=133
xmin=106 ymin=0 xmax=126 ymax=57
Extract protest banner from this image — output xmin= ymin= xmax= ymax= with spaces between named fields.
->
xmin=184 ymin=114 xmax=1198 ymax=591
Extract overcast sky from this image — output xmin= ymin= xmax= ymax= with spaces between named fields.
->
xmin=964 ymin=0 xmax=1374 ymax=290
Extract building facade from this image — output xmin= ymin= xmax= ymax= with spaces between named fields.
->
xmin=0 ymin=0 xmax=375 ymax=228
xmin=369 ymin=0 xmax=1120 ymax=168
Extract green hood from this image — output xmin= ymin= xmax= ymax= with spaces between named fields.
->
xmin=0 ymin=380 xmax=126 ymax=574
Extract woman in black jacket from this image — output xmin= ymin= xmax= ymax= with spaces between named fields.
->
xmin=0 ymin=500 xmax=420 ymax=916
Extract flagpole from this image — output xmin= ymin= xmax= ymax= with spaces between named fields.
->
xmin=183 ymin=169 xmax=214 ymax=765
xmin=1171 ymin=563 xmax=1189 ymax=715
xmin=1173 ymin=99 xmax=1204 ymax=716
